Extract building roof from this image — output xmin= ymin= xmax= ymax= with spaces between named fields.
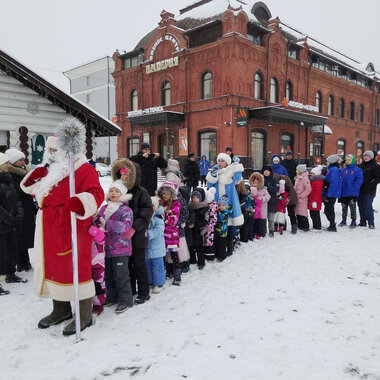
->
xmin=0 ymin=49 xmax=121 ymax=137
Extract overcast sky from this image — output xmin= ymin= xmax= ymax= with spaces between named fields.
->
xmin=1 ymin=0 xmax=379 ymax=91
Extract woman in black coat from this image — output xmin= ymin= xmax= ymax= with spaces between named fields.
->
xmin=0 ymin=153 xmax=26 ymax=295
xmin=6 ymin=149 xmax=35 ymax=271
xmin=183 ymin=153 xmax=200 ymax=192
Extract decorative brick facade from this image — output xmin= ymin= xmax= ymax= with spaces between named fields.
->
xmin=113 ymin=1 xmax=380 ymax=169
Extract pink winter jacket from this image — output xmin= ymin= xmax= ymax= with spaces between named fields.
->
xmin=162 ymin=199 xmax=181 ymax=249
xmin=294 ymin=172 xmax=312 ymax=217
xmin=251 ymin=187 xmax=271 ymax=219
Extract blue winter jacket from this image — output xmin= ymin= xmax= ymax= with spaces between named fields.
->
xmin=146 ymin=206 xmax=166 ymax=259
xmin=271 ymin=154 xmax=288 ymax=176
xmin=198 ymin=156 xmax=210 ymax=176
xmin=341 ymin=164 xmax=364 ymax=197
xmin=325 ymin=164 xmax=342 ymax=199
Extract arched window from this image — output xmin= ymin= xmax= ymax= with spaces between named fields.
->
xmin=130 ymin=89 xmax=138 ymax=111
xmin=201 ymin=71 xmax=213 ymax=99
xmin=316 ymin=91 xmax=322 ymax=113
xmin=127 ymin=137 xmax=140 ymax=157
xmin=251 ymin=130 xmax=266 ymax=169
xmin=328 ymin=95 xmax=334 ymax=116
xmin=199 ymin=130 xmax=217 ymax=165
xmin=376 ymin=109 xmax=380 ymax=126
xmin=285 ymin=80 xmax=293 ymax=101
xmin=337 ymin=139 xmax=345 ymax=158
xmin=254 ymin=72 xmax=264 ymax=100
xmin=350 ymin=101 xmax=355 ymax=120
xmin=359 ymin=104 xmax=364 ymax=122
xmin=339 ymin=98 xmax=345 ymax=118
xmin=270 ymin=77 xmax=278 ymax=103
xmin=280 ymin=133 xmax=294 ymax=156
xmin=161 ymin=81 xmax=171 ymax=106
xmin=356 ymin=140 xmax=364 ymax=164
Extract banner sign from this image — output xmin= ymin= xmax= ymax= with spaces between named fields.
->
xmin=179 ymin=128 xmax=188 ymax=156
xmin=236 ymin=107 xmax=249 ymax=127
xmin=128 ymin=106 xmax=164 ymax=118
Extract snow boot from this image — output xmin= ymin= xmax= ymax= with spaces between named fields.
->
xmin=62 ymin=298 xmax=93 ymax=336
xmin=279 ymin=226 xmax=284 ymax=235
xmin=291 ymin=224 xmax=297 ymax=235
xmin=172 ymin=268 xmax=181 ymax=286
xmin=5 ymin=273 xmax=28 ymax=283
xmin=349 ymin=221 xmax=357 ymax=229
xmin=38 ymin=299 xmax=72 ymax=329
xmin=324 ymin=223 xmax=337 ymax=232
xmin=0 ymin=284 xmax=10 ymax=296
xmin=274 ymin=224 xmax=279 ymax=232
xmin=338 ymin=220 xmax=346 ymax=227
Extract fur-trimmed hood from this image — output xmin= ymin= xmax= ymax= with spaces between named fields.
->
xmin=8 ymin=164 xmax=29 ymax=178
xmin=111 ymin=158 xmax=136 ymax=191
xmin=157 ymin=184 xmax=177 ymax=200
xmin=249 ymin=172 xmax=264 ymax=189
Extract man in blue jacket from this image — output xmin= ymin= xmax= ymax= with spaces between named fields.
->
xmin=271 ymin=154 xmax=288 ymax=176
xmin=324 ymin=154 xmax=342 ymax=232
xmin=198 ymin=155 xmax=210 ymax=187
xmin=339 ymin=154 xmax=363 ymax=228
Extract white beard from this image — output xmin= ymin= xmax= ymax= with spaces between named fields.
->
xmin=33 ymin=151 xmax=86 ymax=200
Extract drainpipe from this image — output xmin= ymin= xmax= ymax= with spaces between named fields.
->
xmin=265 ymin=32 xmax=273 ymax=162
xmin=107 ymin=57 xmax=111 ymax=163
xmin=183 ymin=35 xmax=190 ymax=155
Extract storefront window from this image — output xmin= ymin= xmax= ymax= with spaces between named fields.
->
xmin=199 ymin=131 xmax=217 ymax=165
xmin=130 ymin=89 xmax=138 ymax=111
xmin=201 ymin=72 xmax=213 ymax=99
xmin=280 ymin=133 xmax=293 ymax=156
xmin=251 ymin=130 xmax=266 ymax=170
xmin=337 ymin=139 xmax=345 ymax=158
xmin=159 ymin=133 xmax=174 ymax=159
xmin=127 ymin=137 xmax=140 ymax=157
xmin=161 ymin=81 xmax=171 ymax=106
xmin=356 ymin=141 xmax=364 ymax=164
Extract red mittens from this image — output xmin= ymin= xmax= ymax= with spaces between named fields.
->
xmin=66 ymin=197 xmax=85 ymax=215
xmin=123 ymin=227 xmax=135 ymax=240
xmin=24 ymin=167 xmax=48 ymax=187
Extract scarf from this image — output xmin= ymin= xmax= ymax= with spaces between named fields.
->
xmin=104 ymin=201 xmax=123 ymax=221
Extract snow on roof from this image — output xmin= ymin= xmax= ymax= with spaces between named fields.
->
xmin=176 ymin=0 xmax=259 ymax=23
xmin=280 ymin=22 xmax=379 ymax=80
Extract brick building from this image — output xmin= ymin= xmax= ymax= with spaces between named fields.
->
xmin=112 ymin=0 xmax=380 ymax=170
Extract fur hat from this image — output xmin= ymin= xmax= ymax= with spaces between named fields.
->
xmin=363 ymin=150 xmax=374 ymax=160
xmin=218 ymin=195 xmax=229 ymax=207
xmin=0 ymin=152 xmax=10 ymax=167
xmin=345 ymin=154 xmax=356 ymax=164
xmin=46 ymin=135 xmax=59 ymax=150
xmin=141 ymin=142 xmax=151 ymax=150
xmin=311 ymin=165 xmax=323 ymax=176
xmin=217 ymin=153 xmax=231 ymax=166
xmin=326 ymin=154 xmax=339 ymax=164
xmin=5 ymin=148 xmax=25 ymax=165
xmin=296 ymin=164 xmax=307 ymax=173
xmin=262 ymin=165 xmax=272 ymax=174
xmin=168 ymin=159 xmax=179 ymax=167
xmin=205 ymin=187 xmax=216 ymax=203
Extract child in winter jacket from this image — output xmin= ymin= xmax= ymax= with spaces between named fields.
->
xmin=188 ymin=188 xmax=209 ymax=270
xmin=236 ymin=182 xmax=255 ymax=242
xmin=157 ymin=182 xmax=182 ymax=286
xmin=249 ymin=171 xmax=271 ymax=238
xmin=146 ymin=196 xmax=166 ymax=294
xmin=262 ymin=165 xmax=279 ymax=237
xmin=204 ymin=187 xmax=218 ymax=261
xmin=274 ymin=179 xmax=288 ymax=235
xmin=294 ymin=165 xmax=312 ymax=231
xmin=198 ymin=155 xmax=210 ymax=186
xmin=88 ymin=221 xmax=106 ymax=315
xmin=214 ymin=195 xmax=232 ymax=262
xmin=339 ymin=154 xmax=363 ymax=228
xmin=308 ymin=165 xmax=325 ymax=231
xmin=96 ymin=181 xmax=134 ymax=314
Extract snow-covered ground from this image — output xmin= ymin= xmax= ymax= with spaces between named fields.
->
xmin=1 ymin=177 xmax=380 ymax=380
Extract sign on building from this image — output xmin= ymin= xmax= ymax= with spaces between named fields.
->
xmin=179 ymin=128 xmax=188 ymax=156
xmin=236 ymin=107 xmax=249 ymax=127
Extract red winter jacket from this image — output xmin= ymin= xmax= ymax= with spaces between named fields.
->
xmin=308 ymin=175 xmax=325 ymax=211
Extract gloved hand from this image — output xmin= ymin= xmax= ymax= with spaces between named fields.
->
xmin=66 ymin=197 xmax=85 ymax=215
xmin=200 ymin=226 xmax=208 ymax=236
xmin=23 ymin=167 xmax=48 ymax=187
xmin=88 ymin=226 xmax=105 ymax=243
xmin=123 ymin=227 xmax=135 ymax=240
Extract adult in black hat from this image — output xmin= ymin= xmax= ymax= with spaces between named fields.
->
xmin=183 ymin=153 xmax=200 ymax=193
xmin=130 ymin=142 xmax=167 ymax=196
xmin=281 ymin=151 xmax=298 ymax=184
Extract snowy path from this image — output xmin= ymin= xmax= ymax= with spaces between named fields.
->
xmin=1 ymin=179 xmax=380 ymax=380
